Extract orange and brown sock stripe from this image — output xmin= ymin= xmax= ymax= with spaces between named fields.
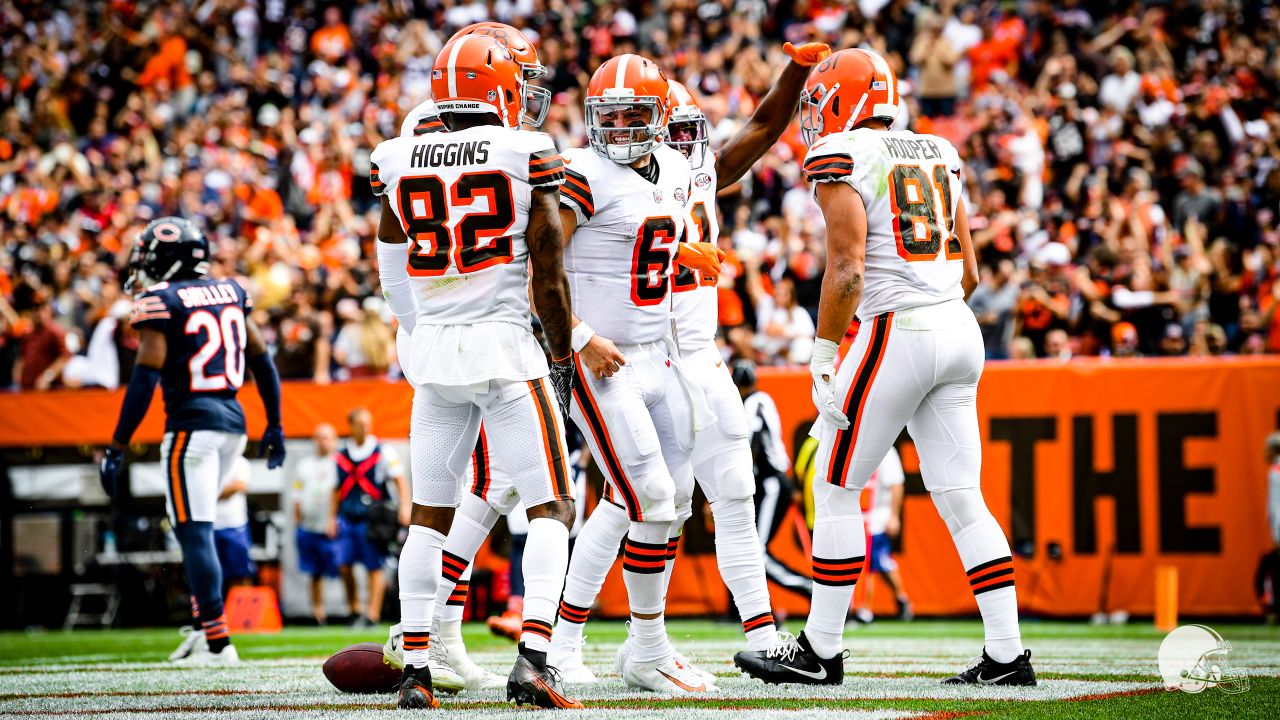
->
xmin=741 ymin=611 xmax=776 ymax=634
xmin=441 ymin=551 xmax=468 ymax=585
xmin=622 ymin=538 xmax=668 ymax=575
xmin=557 ymin=600 xmax=590 ymax=625
xmin=665 ymin=537 xmax=680 ymax=562
xmin=202 ymin=614 xmax=229 ymax=642
xmin=812 ymin=555 xmax=865 ymax=587
xmin=521 ymin=618 xmax=553 ymax=642
xmin=967 ymin=556 xmax=1015 ymax=596
xmin=402 ymin=631 xmax=430 ymax=652
xmin=447 ymin=581 xmax=469 ymax=608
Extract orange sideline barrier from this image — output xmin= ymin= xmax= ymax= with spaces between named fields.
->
xmin=3 ymin=357 xmax=1278 ymax=617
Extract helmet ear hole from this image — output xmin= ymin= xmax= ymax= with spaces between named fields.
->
xmin=506 ymin=89 xmax=514 ymax=103
xmin=832 ymin=96 xmax=841 ymax=117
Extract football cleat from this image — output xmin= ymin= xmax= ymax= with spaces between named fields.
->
xmin=943 ymin=649 xmax=1037 ymax=686
xmin=398 ymin=665 xmax=441 ymax=709
xmin=734 ymin=632 xmax=843 ymax=685
xmin=384 ymin=623 xmax=466 ymax=694
xmin=172 ymin=644 xmax=239 ymax=666
xmin=623 ymin=654 xmax=718 ymax=694
xmin=383 ymin=623 xmax=404 ymax=670
xmin=438 ymin=624 xmax=504 ymax=692
xmin=615 ymin=634 xmax=714 ymax=686
xmin=168 ymin=626 xmax=207 ymax=662
xmin=506 ymin=643 xmax=585 ymax=709
xmin=488 ymin=610 xmax=522 ymax=642
xmin=548 ymin=635 xmax=598 ymax=684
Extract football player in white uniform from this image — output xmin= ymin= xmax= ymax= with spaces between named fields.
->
xmin=734 ymin=48 xmax=1034 ymax=687
xmin=372 ymin=34 xmax=583 ymax=710
xmin=399 ymin=22 xmax=551 ymax=138
xmin=384 ymin=21 xmax=560 ymax=697
xmin=550 ymin=53 xmax=731 ymax=694
xmin=547 ymin=42 xmax=833 ymax=682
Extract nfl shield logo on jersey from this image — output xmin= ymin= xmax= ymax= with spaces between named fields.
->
xmin=653 ymin=189 xmax=663 ymax=203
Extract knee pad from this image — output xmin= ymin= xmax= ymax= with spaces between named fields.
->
xmin=813 ymin=481 xmax=862 ymax=522
xmin=930 ymin=487 xmax=994 ymax=536
xmin=710 ymin=496 xmax=756 ymax=532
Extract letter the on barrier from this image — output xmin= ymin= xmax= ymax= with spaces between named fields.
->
xmin=1073 ymin=414 xmax=1141 ymax=554
xmin=990 ymin=417 xmax=1056 ymax=545
xmin=1157 ymin=412 xmax=1221 ymax=553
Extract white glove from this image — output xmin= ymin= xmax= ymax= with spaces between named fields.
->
xmin=809 ymin=338 xmax=849 ymax=429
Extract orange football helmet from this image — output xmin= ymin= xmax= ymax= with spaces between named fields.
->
xmin=666 ymin=80 xmax=710 ymax=168
xmin=453 ymin=22 xmax=551 ymax=127
xmin=431 ymin=35 xmax=525 ymax=129
xmin=585 ymin=54 xmax=671 ymax=164
xmin=798 ymin=48 xmax=899 ymax=146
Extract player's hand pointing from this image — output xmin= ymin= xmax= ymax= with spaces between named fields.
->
xmin=783 ymin=42 xmax=833 ymax=67
xmin=809 ymin=338 xmax=849 ymax=429
xmin=581 ymin=335 xmax=627 ymax=380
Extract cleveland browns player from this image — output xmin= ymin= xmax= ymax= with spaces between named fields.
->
xmin=547 ymin=42 xmax=834 ymax=683
xmin=371 ymin=34 xmax=580 ymax=710
xmin=734 ymin=48 xmax=1034 ymax=687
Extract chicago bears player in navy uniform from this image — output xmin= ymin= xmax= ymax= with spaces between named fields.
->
xmin=100 ymin=217 xmax=286 ymax=665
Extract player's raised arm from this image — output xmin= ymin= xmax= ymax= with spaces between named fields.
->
xmin=809 ymin=180 xmax=867 ymax=430
xmin=100 ymin=327 xmax=168 ymax=496
xmin=714 ymin=42 xmax=831 ymax=189
xmin=528 ymin=186 xmax=575 ymax=417
xmin=245 ymin=317 xmax=286 ymax=469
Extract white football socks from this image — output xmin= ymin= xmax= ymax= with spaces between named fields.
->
xmin=623 ymin=520 xmax=673 ymax=664
xmin=399 ymin=524 xmax=446 ymax=667
xmin=803 ymin=483 xmax=864 ymax=659
xmin=431 ymin=494 xmax=499 ymax=634
xmin=552 ymin=499 xmax=628 ymax=650
xmin=520 ymin=517 xmax=570 ymax=652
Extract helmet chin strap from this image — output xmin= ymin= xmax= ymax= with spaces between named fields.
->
xmin=845 ymin=90 xmax=869 ymax=133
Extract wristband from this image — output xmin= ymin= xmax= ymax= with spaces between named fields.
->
xmin=810 ymin=338 xmax=840 ymax=368
xmin=571 ymin=322 xmax=595 ymax=353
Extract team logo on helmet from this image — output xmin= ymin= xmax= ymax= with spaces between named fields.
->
xmin=1158 ymin=625 xmax=1249 ymax=694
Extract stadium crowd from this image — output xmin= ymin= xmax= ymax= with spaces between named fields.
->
xmin=2 ymin=0 xmax=1279 ymax=391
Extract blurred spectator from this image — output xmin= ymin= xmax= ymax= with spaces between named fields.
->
xmin=294 ymin=422 xmax=341 ymax=626
xmin=214 ymin=456 xmax=257 ymax=589
xmin=15 ymin=301 xmax=70 ymax=390
xmin=752 ymin=276 xmax=814 ymax=365
xmin=1 ymin=0 xmax=1278 ymax=377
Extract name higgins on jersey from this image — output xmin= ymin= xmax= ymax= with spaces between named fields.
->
xmin=410 ymin=140 xmax=490 ymax=168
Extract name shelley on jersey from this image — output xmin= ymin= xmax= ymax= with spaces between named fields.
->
xmin=409 ymin=140 xmax=491 ymax=168
xmin=176 ymin=283 xmax=240 ymax=308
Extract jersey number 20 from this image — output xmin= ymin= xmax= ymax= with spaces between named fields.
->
xmin=889 ymin=164 xmax=962 ymax=262
xmin=186 ymin=306 xmax=247 ymax=391
xmin=397 ymin=172 xmax=516 ymax=276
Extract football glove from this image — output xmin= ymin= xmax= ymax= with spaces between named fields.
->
xmin=99 ymin=445 xmax=124 ymax=498
xmin=675 ymin=242 xmax=726 ymax=280
xmin=810 ymin=338 xmax=849 ymax=429
xmin=783 ymin=42 xmax=833 ymax=67
xmin=549 ymin=360 xmax=575 ymax=421
xmin=260 ymin=424 xmax=287 ymax=469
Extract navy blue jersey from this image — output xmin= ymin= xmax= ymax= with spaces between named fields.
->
xmin=130 ymin=278 xmax=253 ymax=434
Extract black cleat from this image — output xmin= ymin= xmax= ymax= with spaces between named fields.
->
xmin=734 ymin=632 xmax=844 ymax=685
xmin=506 ymin=642 xmax=584 ymax=709
xmin=398 ymin=665 xmax=441 ymax=709
xmin=943 ymin=649 xmax=1037 ymax=686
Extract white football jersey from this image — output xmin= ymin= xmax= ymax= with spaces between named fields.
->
xmin=370 ymin=125 xmax=565 ymax=328
xmin=672 ymin=155 xmax=720 ymax=351
xmin=803 ymin=129 xmax=965 ymax=321
xmin=561 ymin=144 xmax=693 ymax=345
xmin=399 ymin=99 xmax=444 ymax=137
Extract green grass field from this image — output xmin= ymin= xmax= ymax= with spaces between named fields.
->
xmin=1 ymin=619 xmax=1277 ymax=718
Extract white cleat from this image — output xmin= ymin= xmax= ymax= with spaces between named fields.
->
xmin=168 ymin=626 xmax=207 ymax=662
xmin=549 ymin=636 xmax=599 ymax=684
xmin=614 ymin=633 xmax=714 ymax=686
xmin=383 ymin=623 xmax=404 ymax=670
xmin=439 ymin=621 xmax=505 ymax=691
xmin=623 ymin=655 xmax=718 ymax=694
xmin=173 ymin=644 xmax=239 ymax=666
xmin=426 ymin=642 xmax=466 ymax=694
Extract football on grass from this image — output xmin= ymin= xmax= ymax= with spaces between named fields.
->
xmin=322 ymin=642 xmax=401 ymax=694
